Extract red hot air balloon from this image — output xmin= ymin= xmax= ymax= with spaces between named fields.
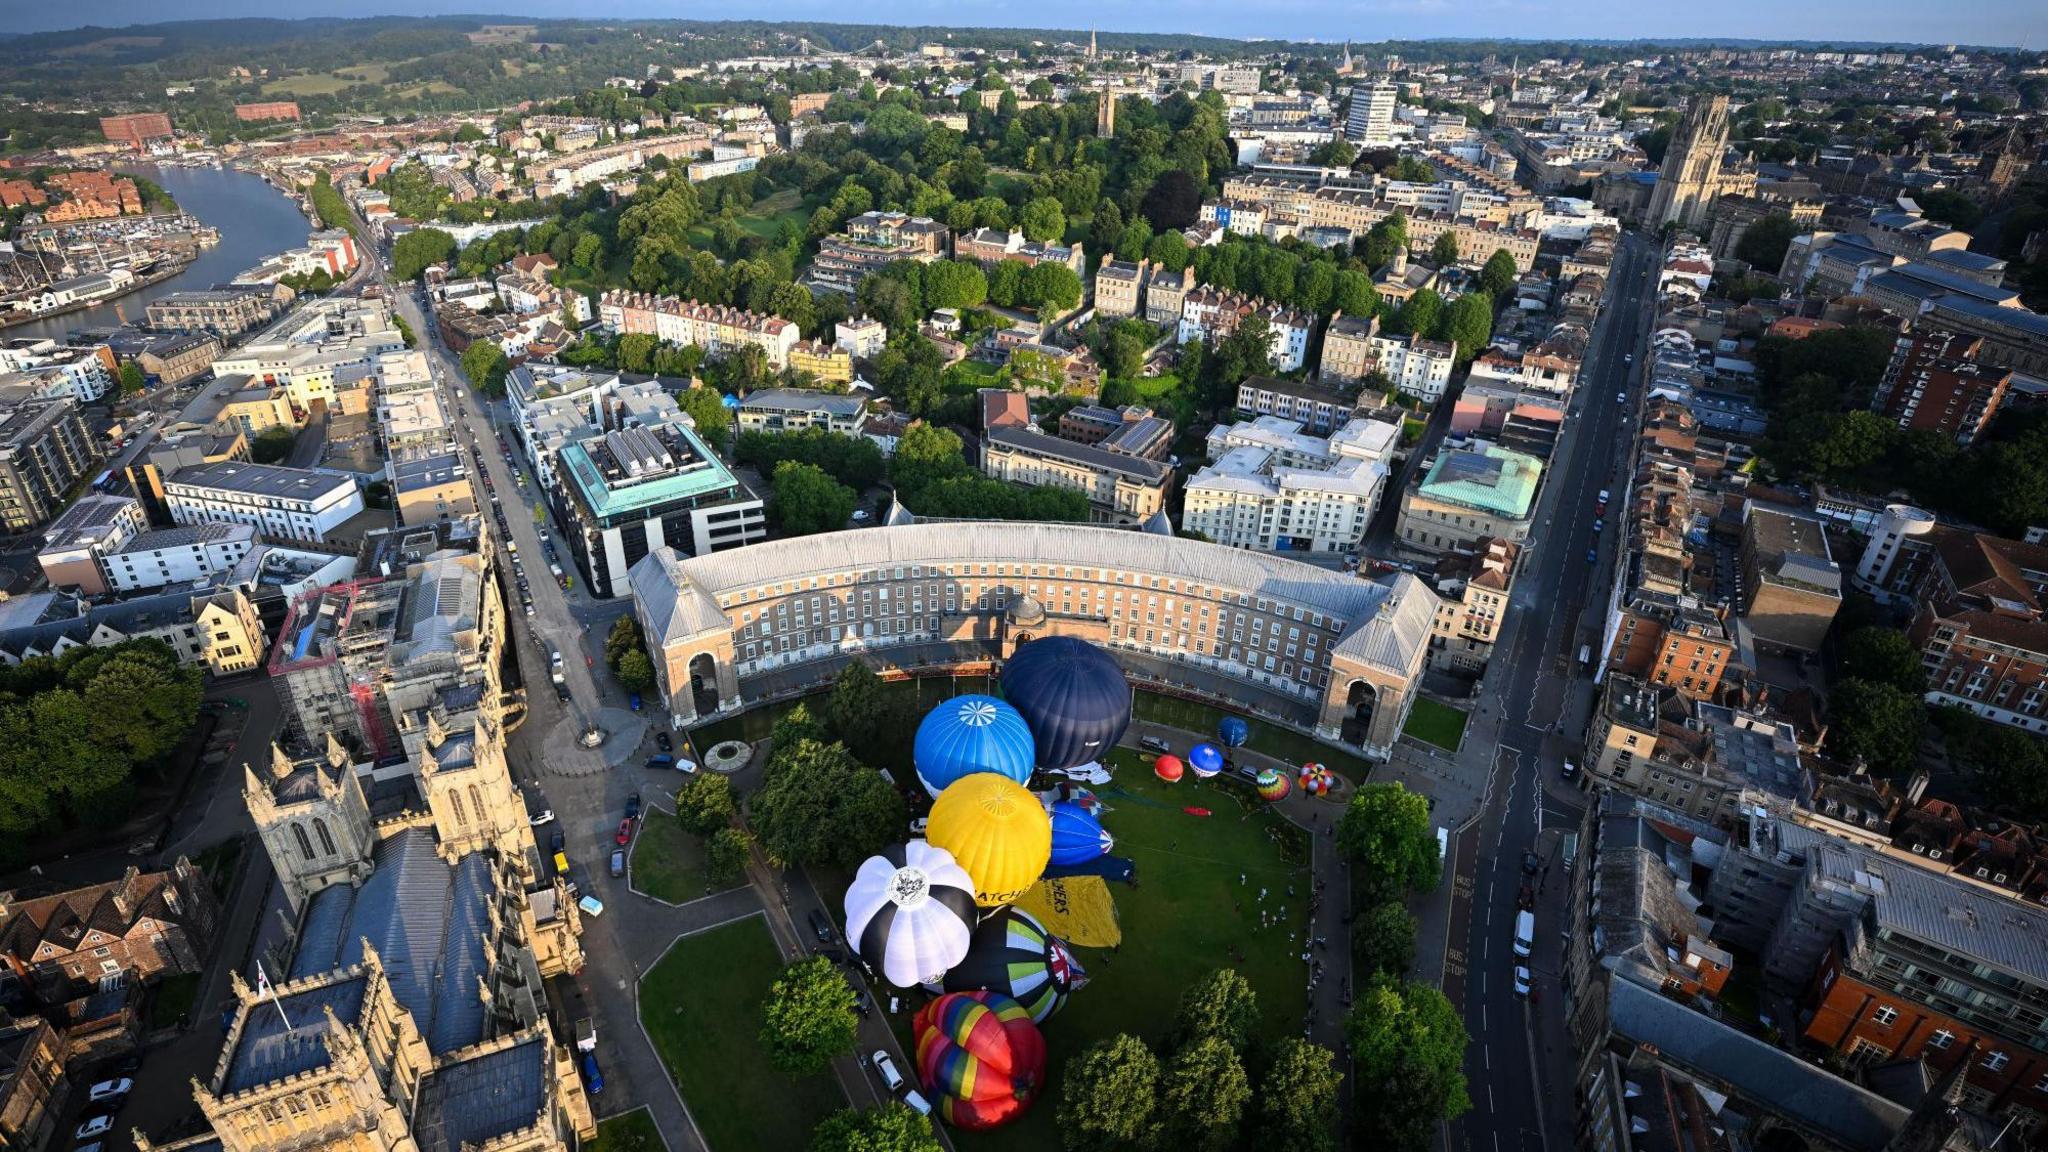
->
xmin=1153 ymin=754 xmax=1184 ymax=783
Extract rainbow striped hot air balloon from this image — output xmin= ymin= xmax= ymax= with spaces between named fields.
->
xmin=927 ymin=774 xmax=1053 ymax=907
xmin=941 ymin=907 xmax=1087 ymax=1023
xmin=914 ymin=991 xmax=1048 ymax=1130
xmin=1255 ymin=768 xmax=1292 ymax=802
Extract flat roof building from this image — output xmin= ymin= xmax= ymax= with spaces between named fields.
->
xmin=1397 ymin=443 xmax=1544 ymax=556
xmin=165 ymin=461 xmax=364 ymax=543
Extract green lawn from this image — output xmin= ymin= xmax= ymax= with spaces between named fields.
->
xmin=631 ymin=807 xmax=742 ymax=904
xmin=864 ymin=750 xmax=1312 ymax=1152
xmin=1131 ymin=371 xmax=1183 ymax=399
xmin=587 ymin=1108 xmax=665 ymax=1152
xmin=640 ymin=918 xmax=844 ymax=1152
xmin=944 ymin=359 xmax=1007 ymax=386
xmin=1402 ymin=697 xmax=1469 ymax=752
xmin=1132 ymin=693 xmax=1374 ymax=779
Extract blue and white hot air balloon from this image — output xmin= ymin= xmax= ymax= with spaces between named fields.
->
xmin=1188 ymin=742 xmax=1224 ymax=778
xmin=1046 ymin=801 xmax=1114 ymax=867
xmin=914 ymin=695 xmax=1037 ymax=797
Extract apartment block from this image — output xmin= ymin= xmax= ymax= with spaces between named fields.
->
xmin=737 ymin=389 xmax=867 ymax=436
xmin=1094 ymin=257 xmax=1151 ymax=320
xmin=980 ymin=426 xmax=1172 ymax=524
xmin=1428 ymin=538 xmax=1517 ymax=671
xmin=1183 ymin=417 xmax=1395 ymax=554
xmin=1235 ymin=376 xmax=1358 ymax=434
xmin=1875 ymin=327 xmax=2012 ymax=446
xmin=1738 ymin=504 xmax=1842 ymax=654
xmin=164 ymin=461 xmax=364 ymax=543
xmin=1370 ymin=332 xmax=1459 ymax=403
xmin=102 ymin=522 xmax=259 ymax=593
xmin=35 ymin=493 xmax=148 ymax=595
xmin=1318 ymin=311 xmax=1380 ymax=384
xmin=597 ymin=291 xmax=800 ymax=368
xmin=0 ymin=394 xmax=98 ymax=533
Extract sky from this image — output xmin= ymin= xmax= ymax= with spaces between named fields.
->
xmin=6 ymin=0 xmax=2039 ymax=48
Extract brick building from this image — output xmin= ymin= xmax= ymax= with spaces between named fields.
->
xmin=1875 ymin=328 xmax=2013 ymax=446
xmin=233 ymin=101 xmax=302 ymax=123
xmin=0 ymin=861 xmax=218 ymax=1006
xmin=98 ymin=113 xmax=172 ymax=150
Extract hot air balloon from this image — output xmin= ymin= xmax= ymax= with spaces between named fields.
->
xmin=941 ymin=907 xmax=1087 ymax=1023
xmin=914 ymin=991 xmax=1048 ymax=1130
xmin=1047 ymin=801 xmax=1114 ymax=866
xmin=1188 ymin=743 xmax=1224 ymax=778
xmin=1153 ymin=754 xmax=1184 ymax=783
xmin=914 ymin=695 xmax=1037 ymax=797
xmin=1255 ymin=768 xmax=1292 ymax=802
xmin=844 ymin=841 xmax=980 ymax=989
xmin=927 ymin=774 xmax=1053 ymax=907
xmin=1000 ymin=637 xmax=1132 ymax=770
xmin=1219 ymin=715 xmax=1250 ymax=748
xmin=1298 ymin=764 xmax=1337 ymax=796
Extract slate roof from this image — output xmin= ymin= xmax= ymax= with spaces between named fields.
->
xmin=1607 ymin=978 xmax=1908 ymax=1152
xmin=287 ymin=828 xmax=493 ymax=1055
xmin=413 ymin=1037 xmax=550 ymax=1152
xmin=223 ymin=974 xmax=368 ymax=1093
xmin=0 ymin=869 xmax=195 ymax=963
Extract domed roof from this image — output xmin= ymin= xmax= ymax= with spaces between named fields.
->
xmin=1006 ymin=594 xmax=1046 ymax=626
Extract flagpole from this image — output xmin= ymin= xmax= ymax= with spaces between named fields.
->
xmin=256 ymin=961 xmax=294 ymax=1030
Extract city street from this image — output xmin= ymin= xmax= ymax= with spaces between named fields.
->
xmin=1424 ymin=230 xmax=1662 ymax=1152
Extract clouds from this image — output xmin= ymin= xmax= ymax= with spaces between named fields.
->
xmin=12 ymin=0 xmax=2036 ymax=47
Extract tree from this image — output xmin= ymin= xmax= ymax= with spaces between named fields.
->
xmin=826 ymin=660 xmax=893 ymax=765
xmin=250 ymin=426 xmax=298 ymax=465
xmin=1841 ymin=626 xmax=1925 ymax=694
xmin=1023 ymin=262 xmax=1083 ymax=314
xmin=1827 ymin=678 xmax=1927 ymax=775
xmin=1393 ymin=289 xmax=1443 ymax=340
xmin=807 ymin=1103 xmax=942 ymax=1152
xmin=752 ymin=737 xmax=906 ymax=870
xmin=760 ymin=956 xmax=859 ymax=1078
xmin=1362 ymin=213 xmax=1408 ymax=271
xmin=1337 ymin=783 xmax=1440 ymax=903
xmin=673 ymin=772 xmax=736 ymax=836
xmin=1437 ymin=293 xmax=1494 ymax=361
xmin=1478 ymin=248 xmax=1518 ymax=299
xmin=1171 ymin=968 xmax=1260 ymax=1055
xmin=891 ymin=424 xmax=972 ymax=499
xmin=678 ymin=386 xmax=732 ymax=444
xmin=117 ymin=360 xmax=145 ymax=394
xmin=1139 ymin=169 xmax=1202 ymax=231
xmin=605 ymin=615 xmax=644 ymax=669
xmin=1430 ymin=230 xmax=1460 ymax=267
xmin=1352 ymin=901 xmax=1418 ymax=979
xmin=617 ymin=332 xmax=658 ymax=375
xmin=1157 ymin=1036 xmax=1250 ymax=1152
xmin=706 ymin=826 xmax=753 ymax=887
xmin=1091 ymin=200 xmax=1125 ymax=255
xmin=1347 ymin=977 xmax=1471 ymax=1150
xmin=391 ymin=227 xmax=457 ymax=281
xmin=614 ymin=650 xmax=656 ymax=695
xmin=1019 ymin=197 xmax=1067 ymax=243
xmin=1057 ymin=1034 xmax=1160 ymax=1152
xmin=1308 ymin=137 xmax=1357 ymax=167
xmin=768 ymin=461 xmax=857 ymax=536
xmin=1734 ymin=212 xmax=1799 ymax=272
xmin=922 ymin=260 xmax=988 ymax=311
xmin=1253 ymin=1039 xmax=1344 ymax=1152
xmin=459 ymin=340 xmax=510 ymax=396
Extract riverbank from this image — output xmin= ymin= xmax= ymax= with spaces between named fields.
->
xmin=0 ymin=256 xmax=195 ymax=331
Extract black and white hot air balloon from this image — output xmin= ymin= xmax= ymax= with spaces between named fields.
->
xmin=844 ymin=840 xmax=980 ymax=988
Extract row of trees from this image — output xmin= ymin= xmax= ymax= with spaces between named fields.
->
xmin=604 ymin=616 xmax=657 ymax=697
xmin=1058 ymin=970 xmax=1342 ymax=1152
xmin=736 ymin=428 xmax=886 ymax=494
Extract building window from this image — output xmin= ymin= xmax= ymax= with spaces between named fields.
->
xmin=1986 ymin=1051 xmax=2010 ymax=1072
xmin=1871 ymin=1005 xmax=1899 ymax=1026
xmin=1930 ymin=1030 xmax=1955 ymax=1050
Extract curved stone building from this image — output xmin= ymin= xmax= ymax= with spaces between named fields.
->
xmin=628 ymin=522 xmax=1440 ymax=760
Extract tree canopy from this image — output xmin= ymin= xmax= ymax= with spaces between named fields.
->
xmin=750 ymin=736 xmax=905 ymax=870
xmin=760 ymin=956 xmax=860 ymax=1078
xmin=1347 ymin=976 xmax=1471 ymax=1151
xmin=807 ymin=1103 xmax=942 ymax=1152
xmin=767 ymin=460 xmax=858 ymax=536
xmin=1336 ymin=783 xmax=1440 ymax=902
xmin=1057 ymin=1033 xmax=1161 ymax=1152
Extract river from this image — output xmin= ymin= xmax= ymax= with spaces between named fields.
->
xmin=10 ymin=163 xmax=315 ymax=342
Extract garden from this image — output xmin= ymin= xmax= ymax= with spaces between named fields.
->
xmin=1401 ymin=697 xmax=1471 ymax=752
xmin=628 ymin=803 xmax=746 ymax=904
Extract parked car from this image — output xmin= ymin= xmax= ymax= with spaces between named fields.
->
xmin=1514 ymin=966 xmax=1532 ymax=996
xmin=549 ymin=828 xmax=566 ymax=852
xmin=1585 ymin=549 xmax=1598 ymax=564
xmin=87 ymin=1079 xmax=131 ymax=1103
xmin=644 ymin=754 xmax=675 ymax=769
xmin=578 ymin=895 xmax=605 ymax=917
xmin=581 ymin=1052 xmax=604 ymax=1094
xmin=872 ymin=1050 xmax=906 ymax=1092
xmin=1522 ymin=851 xmax=1541 ymax=875
xmin=1138 ymin=735 xmax=1173 ymax=755
xmin=528 ymin=810 xmax=555 ymax=826
xmin=628 ymin=693 xmax=643 ymax=712
xmin=609 ymin=849 xmax=625 ymax=877
xmin=625 ymin=793 xmax=641 ymax=820
xmin=908 ymin=817 xmax=929 ymax=836
xmin=615 ymin=819 xmax=634 ymax=846
xmin=809 ymin=909 xmax=836 ymax=943
xmin=899 ymin=1088 xmax=933 ymax=1117
xmin=75 ymin=1118 xmax=113 ymax=1141
xmin=655 ymin=732 xmax=673 ymax=753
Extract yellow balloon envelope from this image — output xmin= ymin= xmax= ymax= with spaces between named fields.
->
xmin=926 ymin=774 xmax=1052 ymax=907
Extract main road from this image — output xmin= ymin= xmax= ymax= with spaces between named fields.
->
xmin=1433 ymin=230 xmax=1662 ymax=1152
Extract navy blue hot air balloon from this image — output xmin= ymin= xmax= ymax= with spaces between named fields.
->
xmin=1218 ymin=715 xmax=1250 ymax=748
xmin=914 ymin=695 xmax=1036 ymax=797
xmin=1000 ymin=637 xmax=1132 ymax=770
xmin=1046 ymin=801 xmax=1114 ymax=867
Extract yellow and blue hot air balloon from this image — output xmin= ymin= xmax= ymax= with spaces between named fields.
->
xmin=927 ymin=774 xmax=1052 ymax=907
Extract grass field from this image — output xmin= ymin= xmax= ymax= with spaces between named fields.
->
xmin=686 ymin=188 xmax=811 ymax=248
xmin=640 ymin=918 xmax=844 ymax=1152
xmin=1402 ymin=697 xmax=1469 ymax=752
xmin=862 ymin=750 xmax=1313 ymax=1152
xmin=631 ymin=806 xmax=742 ymax=904
xmin=1132 ymin=693 xmax=1374 ymax=779
xmin=587 ymin=1108 xmax=665 ymax=1152
xmin=1131 ymin=371 xmax=1183 ymax=399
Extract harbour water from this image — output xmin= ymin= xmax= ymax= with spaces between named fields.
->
xmin=10 ymin=164 xmax=313 ymax=342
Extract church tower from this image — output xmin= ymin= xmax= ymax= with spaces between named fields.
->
xmin=245 ymin=737 xmax=376 ymax=910
xmin=1646 ymin=94 xmax=1732 ymax=233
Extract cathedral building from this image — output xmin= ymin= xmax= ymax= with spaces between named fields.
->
xmin=1646 ymin=95 xmax=1745 ymax=233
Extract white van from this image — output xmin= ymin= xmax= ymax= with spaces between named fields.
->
xmin=1513 ymin=910 xmax=1535 ymax=959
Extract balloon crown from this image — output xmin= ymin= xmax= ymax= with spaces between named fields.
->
xmin=888 ymin=866 xmax=932 ymax=907
xmin=957 ymin=699 xmax=1000 ymax=727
